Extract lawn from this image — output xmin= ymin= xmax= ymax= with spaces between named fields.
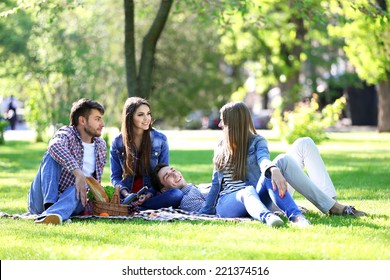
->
xmin=0 ymin=131 xmax=389 ymax=260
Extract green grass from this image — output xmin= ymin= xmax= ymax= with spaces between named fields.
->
xmin=0 ymin=131 xmax=389 ymax=260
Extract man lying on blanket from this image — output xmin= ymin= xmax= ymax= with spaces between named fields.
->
xmin=152 ymin=164 xmax=207 ymax=213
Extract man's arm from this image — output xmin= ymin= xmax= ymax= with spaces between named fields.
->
xmin=48 ymin=128 xmax=81 ymax=173
xmin=72 ymin=168 xmax=88 ymax=206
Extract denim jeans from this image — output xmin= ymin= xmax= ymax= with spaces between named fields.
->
xmin=256 ymin=176 xmax=302 ymax=221
xmin=139 ymin=189 xmax=184 ymax=210
xmin=28 ymin=152 xmax=84 ymax=221
xmin=216 ymin=186 xmax=272 ymax=222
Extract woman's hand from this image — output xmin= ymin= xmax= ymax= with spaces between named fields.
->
xmin=136 ymin=193 xmax=153 ymax=205
xmin=270 ymin=167 xmax=288 ymax=198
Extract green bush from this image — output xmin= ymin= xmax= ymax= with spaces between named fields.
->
xmin=0 ymin=119 xmax=9 ymax=145
xmin=270 ymin=95 xmax=345 ymax=144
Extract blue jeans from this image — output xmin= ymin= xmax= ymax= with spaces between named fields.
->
xmin=28 ymin=152 xmax=84 ymax=221
xmin=216 ymin=186 xmax=272 ymax=222
xmin=256 ymin=176 xmax=302 ymax=221
xmin=139 ymin=189 xmax=183 ymax=210
xmin=216 ymin=181 xmax=302 ymax=222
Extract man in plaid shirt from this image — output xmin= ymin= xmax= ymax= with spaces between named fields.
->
xmin=152 ymin=164 xmax=207 ymax=212
xmin=28 ymin=98 xmax=106 ymax=225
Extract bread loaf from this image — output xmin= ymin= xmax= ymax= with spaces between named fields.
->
xmin=86 ymin=176 xmax=109 ymax=202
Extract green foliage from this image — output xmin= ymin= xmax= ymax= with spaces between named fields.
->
xmin=270 ymin=95 xmax=346 ymax=144
xmin=0 ymin=119 xmax=9 ymax=144
xmin=1 ymin=0 xmax=388 ymax=132
xmin=24 ymin=92 xmax=53 ymax=142
xmin=150 ymin=4 xmax=237 ymax=127
xmin=214 ymin=0 xmax=349 ymax=111
xmin=1 ymin=0 xmax=127 ymax=131
xmin=327 ymin=0 xmax=390 ymax=85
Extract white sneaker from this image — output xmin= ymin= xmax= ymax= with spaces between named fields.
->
xmin=35 ymin=214 xmax=63 ymax=225
xmin=265 ymin=214 xmax=284 ymax=228
xmin=291 ymin=215 xmax=311 ymax=228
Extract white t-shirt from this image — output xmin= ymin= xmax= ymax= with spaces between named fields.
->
xmin=82 ymin=142 xmax=96 ymax=177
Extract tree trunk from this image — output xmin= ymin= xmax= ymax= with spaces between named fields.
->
xmin=124 ymin=0 xmax=137 ymax=97
xmin=138 ymin=0 xmax=173 ymax=99
xmin=377 ymin=73 xmax=390 ymax=132
xmin=124 ymin=0 xmax=173 ymax=98
xmin=279 ymin=10 xmax=306 ymax=111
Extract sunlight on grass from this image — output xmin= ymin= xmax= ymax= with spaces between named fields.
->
xmin=1 ymin=131 xmax=389 ymax=260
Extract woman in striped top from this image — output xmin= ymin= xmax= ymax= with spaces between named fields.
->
xmin=199 ymin=101 xmax=366 ymax=226
xmin=199 ymin=101 xmax=309 ymax=227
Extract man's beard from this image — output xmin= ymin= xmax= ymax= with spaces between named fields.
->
xmin=84 ymin=125 xmax=101 ymax=138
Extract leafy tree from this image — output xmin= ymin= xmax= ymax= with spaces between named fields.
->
xmin=3 ymin=0 xmax=388 ymax=133
xmin=202 ymin=0 xmax=390 ymax=132
xmin=150 ymin=7 xmax=237 ymax=127
xmin=214 ymin=0 xmax=347 ymax=111
xmin=122 ymin=0 xmax=249 ymax=101
xmin=1 ymin=0 xmax=128 ymax=137
xmin=328 ymin=0 xmax=390 ymax=132
xmin=0 ymin=0 xmax=34 ymax=104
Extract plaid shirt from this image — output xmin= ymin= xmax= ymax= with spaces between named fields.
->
xmin=180 ymin=184 xmax=207 ymax=212
xmin=48 ymin=126 xmax=107 ymax=193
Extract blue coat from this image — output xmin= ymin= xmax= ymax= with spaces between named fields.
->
xmin=110 ymin=129 xmax=169 ymax=196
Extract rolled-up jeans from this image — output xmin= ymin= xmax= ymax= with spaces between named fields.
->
xmin=216 ymin=186 xmax=270 ymax=221
xmin=216 ymin=184 xmax=302 ymax=222
xmin=28 ymin=152 xmax=84 ymax=221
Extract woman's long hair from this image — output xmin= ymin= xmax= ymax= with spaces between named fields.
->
xmin=214 ymin=102 xmax=257 ymax=180
xmin=121 ymin=97 xmax=153 ymax=179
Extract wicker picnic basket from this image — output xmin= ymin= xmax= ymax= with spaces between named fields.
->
xmin=93 ymin=186 xmax=137 ymax=216
xmin=86 ymin=177 xmax=136 ymax=216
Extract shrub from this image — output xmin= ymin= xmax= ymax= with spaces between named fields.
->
xmin=0 ymin=119 xmax=10 ymax=145
xmin=270 ymin=94 xmax=346 ymax=144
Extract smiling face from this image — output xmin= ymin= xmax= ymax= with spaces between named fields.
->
xmin=132 ymin=104 xmax=152 ymax=133
xmin=157 ymin=166 xmax=187 ymax=190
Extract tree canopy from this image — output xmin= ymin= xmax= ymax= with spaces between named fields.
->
xmin=1 ymin=0 xmax=389 ymax=135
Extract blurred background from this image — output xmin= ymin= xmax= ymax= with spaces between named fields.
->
xmin=1 ymin=0 xmax=388 ymax=143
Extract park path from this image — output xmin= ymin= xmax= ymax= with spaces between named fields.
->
xmin=4 ymin=121 xmax=376 ymax=150
xmin=3 ymin=124 xmax=276 ymax=150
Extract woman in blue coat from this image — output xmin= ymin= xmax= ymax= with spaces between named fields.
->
xmin=110 ymin=97 xmax=183 ymax=210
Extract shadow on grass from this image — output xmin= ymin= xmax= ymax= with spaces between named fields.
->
xmin=70 ymin=213 xmax=390 ymax=231
xmin=303 ymin=211 xmax=389 ymax=229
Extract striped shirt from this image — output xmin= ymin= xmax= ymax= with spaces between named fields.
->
xmin=48 ymin=126 xmax=107 ymax=193
xmin=180 ymin=184 xmax=207 ymax=212
xmin=220 ymin=165 xmax=247 ymax=196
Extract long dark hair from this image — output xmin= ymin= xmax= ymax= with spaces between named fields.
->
xmin=121 ymin=97 xmax=153 ymax=179
xmin=214 ymin=102 xmax=257 ymax=180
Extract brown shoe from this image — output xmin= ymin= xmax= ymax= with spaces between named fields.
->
xmin=35 ymin=214 xmax=62 ymax=225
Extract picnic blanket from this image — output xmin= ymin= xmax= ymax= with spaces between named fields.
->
xmin=0 ymin=207 xmax=252 ymax=222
